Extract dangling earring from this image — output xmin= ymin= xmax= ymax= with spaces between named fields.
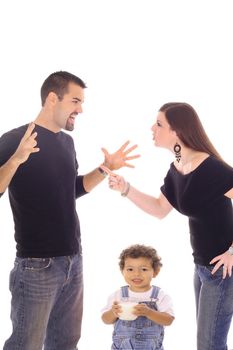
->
xmin=173 ymin=143 xmax=181 ymax=162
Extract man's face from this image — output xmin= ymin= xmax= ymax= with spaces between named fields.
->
xmin=54 ymin=82 xmax=85 ymax=131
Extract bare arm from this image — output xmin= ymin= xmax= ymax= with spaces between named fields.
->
xmin=83 ymin=167 xmax=107 ymax=192
xmin=101 ymin=302 xmax=121 ymax=325
xmin=0 ymin=123 xmax=39 ymax=194
xmin=126 ymin=187 xmax=173 ymax=219
xmin=100 ymin=166 xmax=173 ymax=219
xmin=225 ymin=188 xmax=233 ymax=199
xmin=133 ymin=303 xmax=174 ymax=326
xmin=0 ymin=157 xmax=22 ymax=194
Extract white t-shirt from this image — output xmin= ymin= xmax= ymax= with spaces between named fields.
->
xmin=101 ymin=286 xmax=175 ymax=317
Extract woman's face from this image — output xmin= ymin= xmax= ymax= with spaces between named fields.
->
xmin=151 ymin=111 xmax=176 ymax=149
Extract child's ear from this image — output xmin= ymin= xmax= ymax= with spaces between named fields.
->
xmin=153 ymin=267 xmax=161 ymax=278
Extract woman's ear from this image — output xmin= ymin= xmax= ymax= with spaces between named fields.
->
xmin=170 ymin=128 xmax=178 ymax=138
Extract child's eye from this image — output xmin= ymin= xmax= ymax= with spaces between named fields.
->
xmin=157 ymin=121 xmax=162 ymax=127
xmin=126 ymin=268 xmax=133 ymax=272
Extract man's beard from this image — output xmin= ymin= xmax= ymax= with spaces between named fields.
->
xmin=65 ymin=120 xmax=74 ymax=131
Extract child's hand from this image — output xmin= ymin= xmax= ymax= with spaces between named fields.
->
xmin=133 ymin=303 xmax=151 ymax=317
xmin=111 ymin=301 xmax=122 ymax=318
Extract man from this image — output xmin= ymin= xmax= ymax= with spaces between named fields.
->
xmin=0 ymin=71 xmax=139 ymax=350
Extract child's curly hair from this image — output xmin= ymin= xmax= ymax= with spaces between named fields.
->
xmin=119 ymin=244 xmax=162 ymax=271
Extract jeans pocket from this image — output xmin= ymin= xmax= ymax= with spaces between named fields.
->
xmin=200 ymin=265 xmax=225 ymax=288
xmin=22 ymin=257 xmax=52 ymax=271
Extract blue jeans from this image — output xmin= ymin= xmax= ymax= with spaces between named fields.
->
xmin=4 ymin=253 xmax=83 ymax=350
xmin=194 ymin=264 xmax=233 ymax=350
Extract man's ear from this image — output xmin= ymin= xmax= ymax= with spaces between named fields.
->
xmin=47 ymin=91 xmax=59 ymax=105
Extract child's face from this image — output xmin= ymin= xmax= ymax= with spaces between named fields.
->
xmin=122 ymin=257 xmax=157 ymax=292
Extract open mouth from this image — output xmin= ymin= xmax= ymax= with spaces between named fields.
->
xmin=68 ymin=113 xmax=76 ymax=123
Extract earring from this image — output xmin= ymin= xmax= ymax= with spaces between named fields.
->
xmin=173 ymin=143 xmax=181 ymax=162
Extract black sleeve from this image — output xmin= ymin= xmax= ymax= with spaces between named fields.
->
xmin=75 ymin=175 xmax=88 ymax=198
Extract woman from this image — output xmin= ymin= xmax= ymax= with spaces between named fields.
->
xmin=102 ymin=102 xmax=233 ymax=350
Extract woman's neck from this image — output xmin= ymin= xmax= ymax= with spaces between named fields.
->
xmin=175 ymin=149 xmax=209 ymax=175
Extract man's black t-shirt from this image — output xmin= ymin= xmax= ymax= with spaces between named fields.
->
xmin=161 ymin=156 xmax=233 ymax=265
xmin=0 ymin=124 xmax=87 ymax=257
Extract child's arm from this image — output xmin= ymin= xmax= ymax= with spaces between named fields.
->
xmin=133 ymin=303 xmax=174 ymax=326
xmin=101 ymin=301 xmax=122 ymax=324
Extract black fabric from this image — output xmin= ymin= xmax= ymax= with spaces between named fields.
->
xmin=0 ymin=124 xmax=88 ymax=258
xmin=161 ymin=156 xmax=233 ymax=265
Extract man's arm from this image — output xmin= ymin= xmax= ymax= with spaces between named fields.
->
xmin=0 ymin=123 xmax=39 ymax=195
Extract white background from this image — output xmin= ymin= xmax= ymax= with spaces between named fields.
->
xmin=0 ymin=1 xmax=233 ymax=349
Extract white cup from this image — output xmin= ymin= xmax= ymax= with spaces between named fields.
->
xmin=118 ymin=302 xmax=138 ymax=320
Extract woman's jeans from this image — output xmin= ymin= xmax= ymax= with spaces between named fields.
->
xmin=194 ymin=264 xmax=233 ymax=350
xmin=3 ymin=253 xmax=83 ymax=350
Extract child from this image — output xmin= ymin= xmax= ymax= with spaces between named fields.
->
xmin=101 ymin=244 xmax=175 ymax=350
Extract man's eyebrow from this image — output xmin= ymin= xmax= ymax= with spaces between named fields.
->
xmin=72 ymin=97 xmax=82 ymax=102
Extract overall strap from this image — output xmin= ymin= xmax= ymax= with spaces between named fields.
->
xmin=121 ymin=285 xmax=129 ymax=298
xmin=150 ymin=285 xmax=160 ymax=299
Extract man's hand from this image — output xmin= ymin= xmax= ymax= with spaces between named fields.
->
xmin=101 ymin=140 xmax=140 ymax=170
xmin=11 ymin=123 xmax=40 ymax=165
xmin=0 ymin=123 xmax=40 ymax=194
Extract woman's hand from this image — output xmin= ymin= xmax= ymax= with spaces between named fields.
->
xmin=99 ymin=165 xmax=128 ymax=194
xmin=210 ymin=251 xmax=233 ymax=278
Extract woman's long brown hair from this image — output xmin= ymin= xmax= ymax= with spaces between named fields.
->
xmin=159 ymin=102 xmax=223 ymax=162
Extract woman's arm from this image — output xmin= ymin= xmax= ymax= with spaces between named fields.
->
xmin=101 ymin=166 xmax=173 ymax=219
xmin=126 ymin=187 xmax=173 ymax=219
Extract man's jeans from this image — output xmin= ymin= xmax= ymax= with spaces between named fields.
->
xmin=4 ymin=253 xmax=83 ymax=350
xmin=194 ymin=264 xmax=233 ymax=350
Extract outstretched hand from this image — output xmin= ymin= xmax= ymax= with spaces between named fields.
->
xmin=101 ymin=140 xmax=140 ymax=170
xmin=11 ymin=123 xmax=40 ymax=165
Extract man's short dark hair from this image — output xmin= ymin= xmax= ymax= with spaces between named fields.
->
xmin=41 ymin=71 xmax=87 ymax=106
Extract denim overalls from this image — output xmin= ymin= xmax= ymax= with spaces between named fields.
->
xmin=112 ymin=285 xmax=164 ymax=350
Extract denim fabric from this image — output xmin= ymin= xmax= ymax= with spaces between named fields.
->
xmin=112 ymin=286 xmax=164 ymax=350
xmin=4 ymin=253 xmax=83 ymax=350
xmin=194 ymin=264 xmax=233 ymax=350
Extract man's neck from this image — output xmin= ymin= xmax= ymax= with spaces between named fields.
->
xmin=34 ymin=110 xmax=60 ymax=133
